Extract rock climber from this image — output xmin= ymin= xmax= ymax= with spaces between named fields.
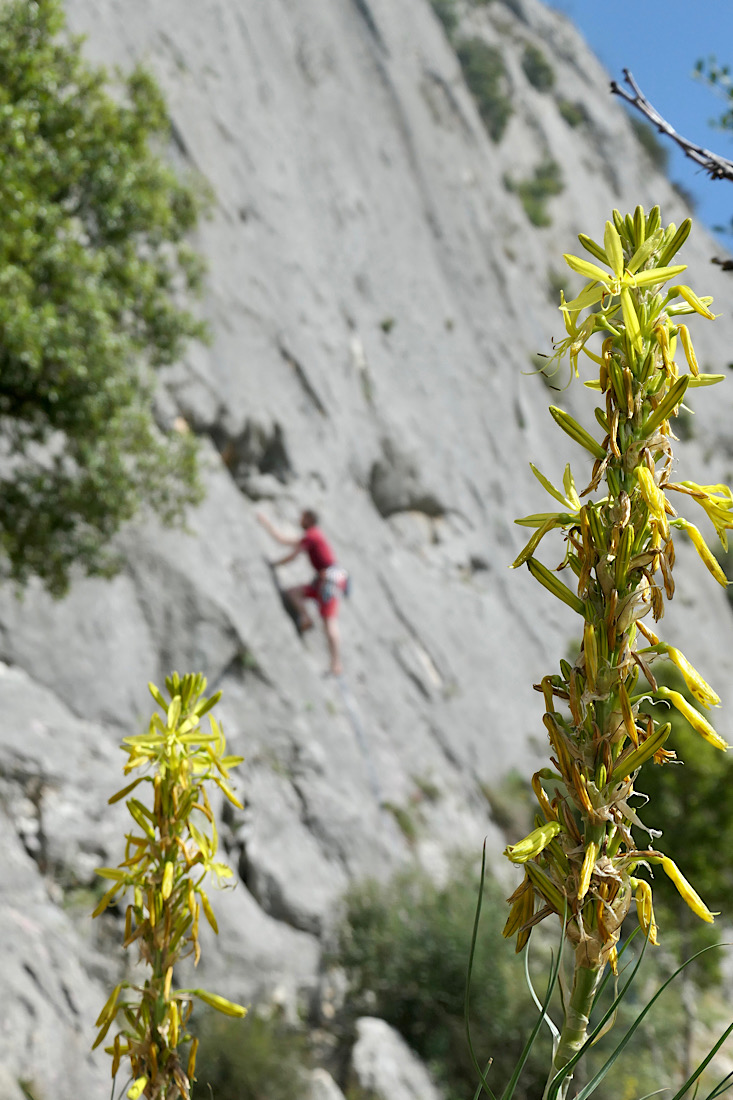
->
xmin=256 ymin=508 xmax=349 ymax=677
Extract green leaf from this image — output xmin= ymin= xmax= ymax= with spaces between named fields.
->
xmin=465 ymin=842 xmax=499 ymax=1100
xmin=108 ymin=777 xmax=145 ymax=804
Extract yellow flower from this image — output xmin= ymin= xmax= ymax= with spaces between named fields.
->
xmin=183 ymin=988 xmax=247 ymax=1017
xmin=552 ymin=298 xmax=604 ymax=375
xmin=672 ymin=519 xmax=729 ymax=587
xmin=636 ymin=467 xmax=669 ymax=540
xmin=562 ymin=251 xmax=687 ymax=303
xmin=664 ymin=646 xmax=720 ymax=708
xmin=660 ymin=857 xmax=717 ymax=923
xmin=577 ymin=841 xmax=598 ymax=901
xmin=679 ymin=481 xmax=733 ymax=551
xmin=677 ymin=325 xmax=699 ymax=376
xmin=669 ymin=285 xmax=716 ymax=320
xmin=504 ymin=821 xmax=562 ymax=864
xmin=630 ymin=878 xmax=658 ymax=945
xmin=656 ymin=687 xmax=728 ymax=750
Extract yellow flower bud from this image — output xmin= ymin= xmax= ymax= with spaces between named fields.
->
xmin=665 ymin=647 xmax=720 ymax=708
xmin=577 ymin=841 xmax=598 ymax=901
xmin=656 ymin=687 xmax=729 ymax=750
xmin=660 ymin=857 xmax=717 ymax=923
xmin=504 ymin=821 xmax=562 ymax=864
xmin=636 ymin=468 xmax=669 ymax=539
xmin=676 ymin=520 xmax=729 ymax=587
xmin=161 ymin=861 xmax=174 ymax=900
xmin=186 ymin=988 xmax=247 ymax=1017
xmin=630 ymin=878 xmax=658 ymax=945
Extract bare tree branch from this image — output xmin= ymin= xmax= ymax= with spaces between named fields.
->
xmin=611 ymin=68 xmax=733 ymax=183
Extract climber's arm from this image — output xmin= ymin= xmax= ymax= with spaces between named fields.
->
xmin=272 ymin=545 xmax=302 ymax=567
xmin=256 ymin=511 xmax=302 ymax=548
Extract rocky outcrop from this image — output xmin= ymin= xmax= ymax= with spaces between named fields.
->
xmin=348 ymin=1017 xmax=444 ymax=1100
xmin=2 ymin=0 xmax=733 ymax=1095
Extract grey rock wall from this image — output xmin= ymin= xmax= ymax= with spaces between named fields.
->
xmin=2 ymin=0 xmax=733 ymax=1096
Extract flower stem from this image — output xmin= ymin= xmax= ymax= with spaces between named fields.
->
xmin=543 ymin=962 xmax=603 ymax=1100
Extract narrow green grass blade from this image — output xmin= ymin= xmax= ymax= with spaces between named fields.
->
xmin=706 ymin=1067 xmax=733 ymax=1099
xmin=669 ymin=1016 xmax=733 ymax=1100
xmin=472 ymin=1059 xmax=496 ymax=1100
xmin=500 ymin=908 xmax=568 ymax=1100
xmin=523 ymin=941 xmax=559 ymax=1044
xmin=464 ymin=841 xmax=498 ymax=1100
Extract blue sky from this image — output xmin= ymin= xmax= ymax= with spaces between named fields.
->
xmin=545 ymin=0 xmax=733 ymax=246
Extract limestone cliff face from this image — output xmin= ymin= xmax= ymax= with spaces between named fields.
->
xmin=2 ymin=0 xmax=733 ymax=1095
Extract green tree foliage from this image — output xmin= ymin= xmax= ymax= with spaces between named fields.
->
xmin=456 ymin=38 xmax=513 ymax=142
xmin=556 ymin=98 xmax=589 ymax=129
xmin=192 ymin=1013 xmax=310 ymax=1100
xmin=695 ymin=56 xmax=733 ymax=130
xmin=0 ymin=0 xmax=206 ymax=595
xmin=521 ymin=43 xmax=555 ymax=92
xmin=505 ymin=158 xmax=564 ymax=227
xmin=335 ymin=862 xmax=686 ymax=1100
xmin=336 ymin=862 xmax=549 ymax=1100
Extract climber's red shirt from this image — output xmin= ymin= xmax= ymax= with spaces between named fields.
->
xmin=300 ymin=526 xmax=336 ymax=572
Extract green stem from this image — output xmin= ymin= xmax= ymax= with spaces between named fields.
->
xmin=543 ymin=962 xmax=604 ymax=1100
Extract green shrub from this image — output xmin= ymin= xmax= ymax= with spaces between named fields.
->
xmin=192 ymin=1012 xmax=311 ymax=1100
xmin=505 ymin=159 xmax=563 ymax=227
xmin=456 ymin=38 xmax=512 ymax=142
xmin=521 ymin=43 xmax=555 ymax=91
xmin=0 ymin=0 xmax=207 ymax=594
xmin=429 ymin=0 xmax=458 ymax=39
xmin=335 ymin=862 xmax=549 ymax=1100
xmin=382 ymin=801 xmax=419 ymax=844
xmin=630 ymin=115 xmax=670 ymax=171
xmin=335 ymin=865 xmax=712 ymax=1098
xmin=556 ymin=97 xmax=589 ymax=128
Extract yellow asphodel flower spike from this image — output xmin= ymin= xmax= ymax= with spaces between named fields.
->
xmin=656 ymin=686 xmax=729 ymax=750
xmin=660 ymin=857 xmax=718 ymax=923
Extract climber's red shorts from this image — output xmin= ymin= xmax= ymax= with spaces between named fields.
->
xmin=304 ymin=568 xmax=348 ymax=620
